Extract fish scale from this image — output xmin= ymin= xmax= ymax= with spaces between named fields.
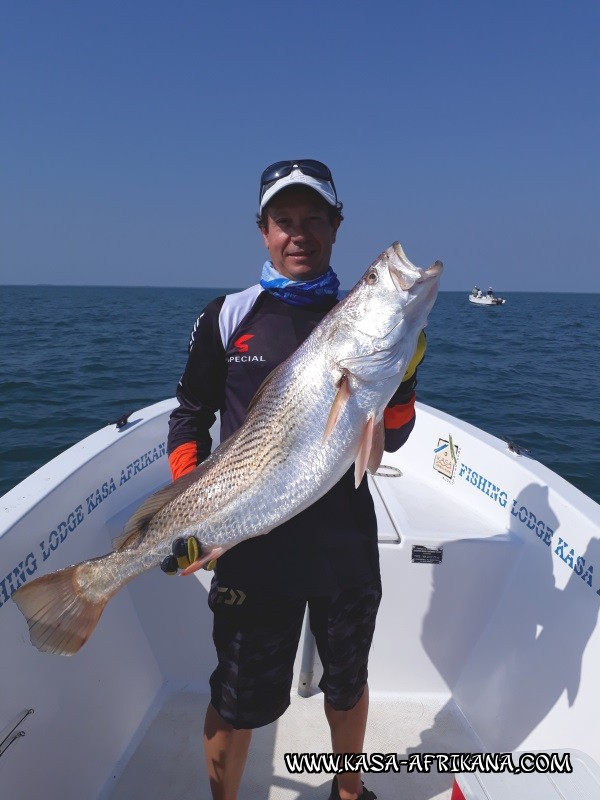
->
xmin=13 ymin=242 xmax=442 ymax=655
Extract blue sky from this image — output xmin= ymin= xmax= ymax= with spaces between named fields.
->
xmin=2 ymin=1 xmax=599 ymax=292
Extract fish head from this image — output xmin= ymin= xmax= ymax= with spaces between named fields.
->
xmin=332 ymin=242 xmax=443 ymax=383
xmin=342 ymin=242 xmax=442 ymax=340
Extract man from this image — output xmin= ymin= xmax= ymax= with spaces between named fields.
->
xmin=165 ymin=160 xmax=425 ymax=800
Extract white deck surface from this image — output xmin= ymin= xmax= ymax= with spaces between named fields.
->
xmin=104 ymin=690 xmax=481 ymax=800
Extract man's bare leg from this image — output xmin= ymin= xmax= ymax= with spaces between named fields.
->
xmin=204 ymin=702 xmax=252 ymax=800
xmin=325 ymin=684 xmax=369 ymax=800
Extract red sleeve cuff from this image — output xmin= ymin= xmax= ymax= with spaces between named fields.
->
xmin=169 ymin=442 xmax=198 ymax=480
xmin=384 ymin=393 xmax=416 ymax=430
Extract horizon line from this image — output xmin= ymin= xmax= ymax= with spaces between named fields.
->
xmin=2 ymin=284 xmax=598 ymax=295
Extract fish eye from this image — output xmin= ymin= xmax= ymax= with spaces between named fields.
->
xmin=366 ymin=271 xmax=378 ymax=284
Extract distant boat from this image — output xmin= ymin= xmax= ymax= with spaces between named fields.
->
xmin=469 ymin=287 xmax=506 ymax=305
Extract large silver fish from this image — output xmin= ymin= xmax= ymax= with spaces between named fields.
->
xmin=13 ymin=243 xmax=442 ymax=655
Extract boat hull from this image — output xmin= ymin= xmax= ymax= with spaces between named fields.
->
xmin=1 ymin=399 xmax=599 ymax=797
xmin=469 ymin=294 xmax=506 ymax=305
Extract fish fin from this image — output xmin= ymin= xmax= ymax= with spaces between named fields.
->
xmin=180 ymin=546 xmax=227 ymax=577
xmin=367 ymin=418 xmax=386 ymax=475
xmin=323 ymin=374 xmax=351 ymax=444
xmin=12 ymin=565 xmax=107 ymax=656
xmin=113 ymin=465 xmax=208 ymax=551
xmin=354 ymin=415 xmax=375 ymax=488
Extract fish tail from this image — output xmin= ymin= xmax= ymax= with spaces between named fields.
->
xmin=12 ymin=564 xmax=109 ymax=656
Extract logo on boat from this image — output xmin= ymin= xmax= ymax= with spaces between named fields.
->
xmin=433 ymin=435 xmax=460 ymax=482
xmin=0 ymin=442 xmax=167 ymax=612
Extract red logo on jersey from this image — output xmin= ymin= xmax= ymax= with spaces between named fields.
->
xmin=234 ymin=334 xmax=254 ymax=353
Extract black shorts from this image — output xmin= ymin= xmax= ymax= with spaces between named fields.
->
xmin=207 ymin=578 xmax=382 ymax=730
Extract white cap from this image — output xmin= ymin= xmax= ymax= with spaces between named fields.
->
xmin=259 ymin=168 xmax=338 ymax=212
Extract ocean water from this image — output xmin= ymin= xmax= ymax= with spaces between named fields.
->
xmin=1 ymin=286 xmax=599 ymax=504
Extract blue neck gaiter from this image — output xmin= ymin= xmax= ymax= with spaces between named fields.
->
xmin=259 ymin=261 xmax=340 ymax=309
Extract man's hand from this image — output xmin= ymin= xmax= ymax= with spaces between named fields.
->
xmin=160 ymin=536 xmax=217 ymax=575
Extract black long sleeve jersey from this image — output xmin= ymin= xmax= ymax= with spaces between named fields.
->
xmin=168 ymin=285 xmax=417 ymax=596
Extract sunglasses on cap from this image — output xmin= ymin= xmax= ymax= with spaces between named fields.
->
xmin=259 ymin=159 xmax=338 ymax=206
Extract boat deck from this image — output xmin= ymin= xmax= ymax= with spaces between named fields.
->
xmin=102 ymin=689 xmax=481 ymax=800
xmin=5 ymin=399 xmax=600 ymax=799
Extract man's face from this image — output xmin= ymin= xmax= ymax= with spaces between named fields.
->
xmin=261 ymin=187 xmax=340 ymax=281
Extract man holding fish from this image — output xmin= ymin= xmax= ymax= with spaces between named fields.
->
xmin=14 ymin=159 xmax=441 ymax=799
xmin=166 ymin=160 xmax=427 ymax=800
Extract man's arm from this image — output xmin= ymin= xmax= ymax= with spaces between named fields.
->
xmin=383 ymin=330 xmax=426 ymax=452
xmin=167 ymin=299 xmax=226 ymax=480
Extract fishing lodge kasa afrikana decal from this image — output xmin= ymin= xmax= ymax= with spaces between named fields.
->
xmin=433 ymin=434 xmax=600 ymax=599
xmin=0 ymin=442 xmax=166 ymax=611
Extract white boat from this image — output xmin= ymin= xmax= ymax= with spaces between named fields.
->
xmin=2 ymin=399 xmax=600 ymax=799
xmin=469 ymin=292 xmax=506 ymax=306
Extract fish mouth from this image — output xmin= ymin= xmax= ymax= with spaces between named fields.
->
xmin=388 ymin=242 xmax=443 ymax=291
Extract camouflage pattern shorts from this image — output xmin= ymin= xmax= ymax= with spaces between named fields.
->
xmin=208 ymin=577 xmax=382 ymax=729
